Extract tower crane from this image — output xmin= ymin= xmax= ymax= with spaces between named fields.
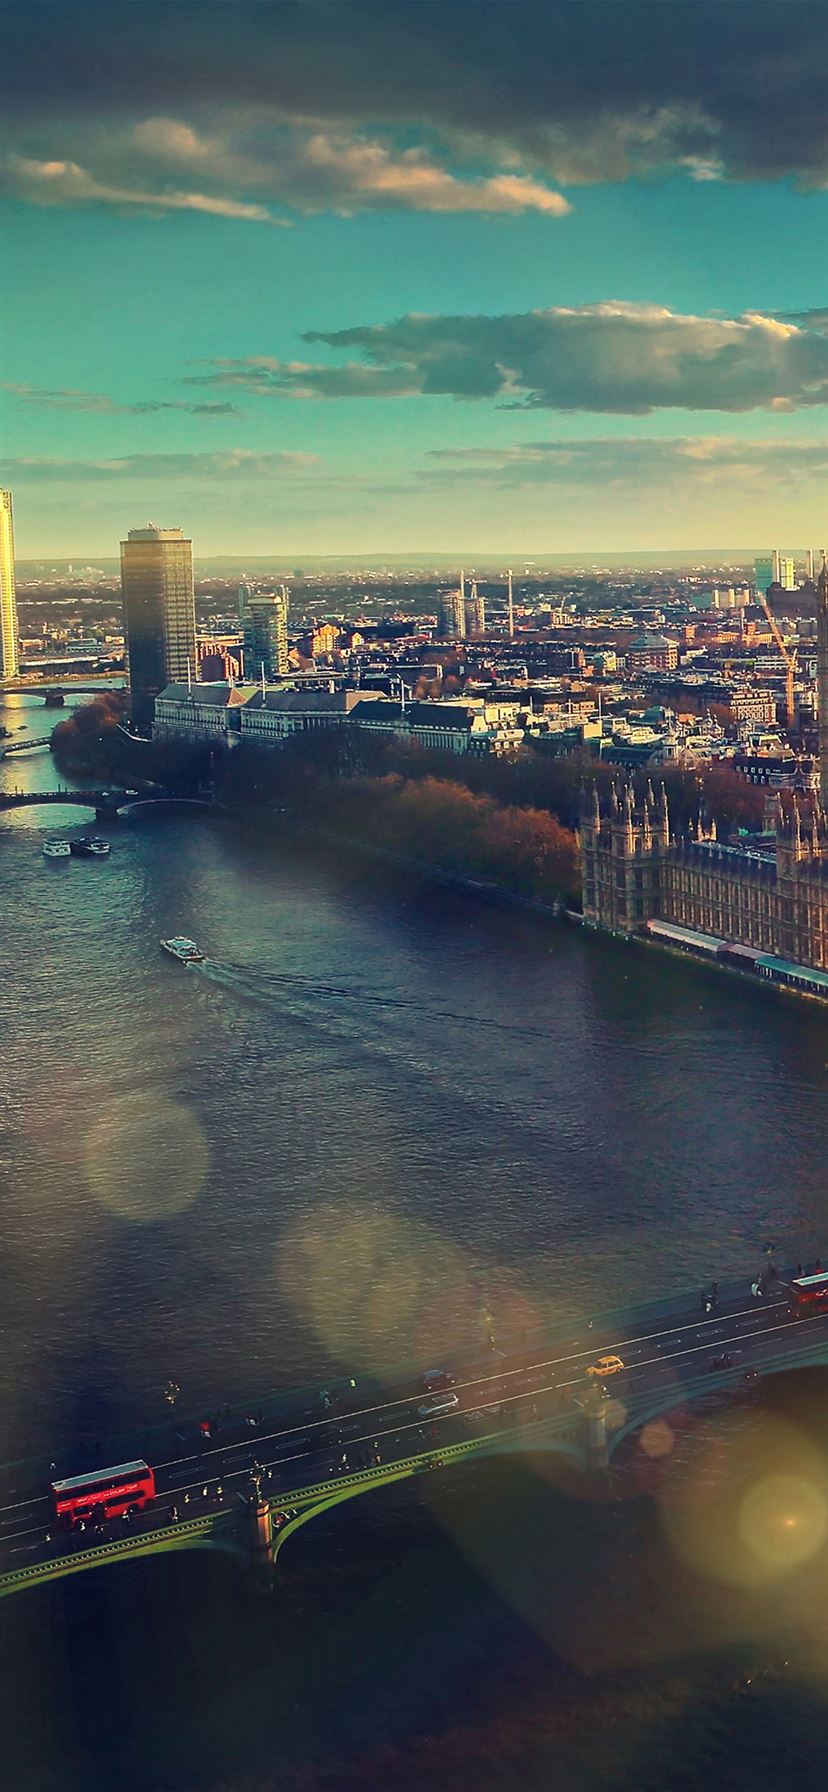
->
xmin=758 ymin=591 xmax=797 ymax=731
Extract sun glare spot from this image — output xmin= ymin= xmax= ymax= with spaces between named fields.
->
xmin=82 ymin=1092 xmax=210 ymax=1220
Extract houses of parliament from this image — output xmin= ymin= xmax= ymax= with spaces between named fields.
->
xmin=580 ymin=557 xmax=828 ymax=978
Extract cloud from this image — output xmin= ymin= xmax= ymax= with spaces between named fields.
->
xmin=1 ymin=449 xmax=322 ymax=482
xmin=0 ymin=120 xmax=571 ymax=223
xmin=189 ymin=303 xmax=828 ymax=413
xmin=3 ymin=155 xmax=282 ymax=223
xmin=778 ymin=308 xmax=828 ymax=335
xmin=2 ymin=382 xmax=243 ymax=417
xmin=422 ymin=435 xmax=828 ymax=490
xmin=2 ymin=1 xmax=827 ymax=202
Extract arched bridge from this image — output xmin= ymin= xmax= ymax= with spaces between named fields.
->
xmin=0 ymin=787 xmax=196 ymax=819
xmin=1 ymin=1259 xmax=827 ymax=1601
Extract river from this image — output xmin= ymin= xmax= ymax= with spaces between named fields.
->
xmin=2 ymin=688 xmax=828 ymax=1791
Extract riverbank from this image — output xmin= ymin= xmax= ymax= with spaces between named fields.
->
xmin=570 ymin=912 xmax=828 ymax=1012
xmin=273 ymin=815 xmax=567 ymax=921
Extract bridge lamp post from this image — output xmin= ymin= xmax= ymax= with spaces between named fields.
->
xmin=246 ymin=1466 xmax=276 ymax=1592
xmin=583 ymin=1383 xmax=610 ymax=1472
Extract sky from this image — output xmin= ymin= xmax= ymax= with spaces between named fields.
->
xmin=2 ymin=0 xmax=828 ymax=558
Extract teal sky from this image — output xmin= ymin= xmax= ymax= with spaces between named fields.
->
xmin=3 ymin=2 xmax=828 ymax=556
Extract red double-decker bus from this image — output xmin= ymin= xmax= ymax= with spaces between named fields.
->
xmin=51 ymin=1460 xmax=156 ymax=1526
xmin=789 ymin=1272 xmax=828 ymax=1318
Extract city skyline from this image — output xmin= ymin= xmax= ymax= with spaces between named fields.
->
xmin=2 ymin=1 xmax=828 ymax=555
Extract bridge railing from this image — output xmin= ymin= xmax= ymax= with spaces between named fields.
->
xmin=0 ymin=1510 xmax=240 ymax=1598
xmin=4 ymin=1339 xmax=828 ymax=1598
xmin=0 ymin=1263 xmax=807 ymax=1500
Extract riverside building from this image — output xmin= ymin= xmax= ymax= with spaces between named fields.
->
xmin=818 ymin=555 xmax=828 ymax=799
xmin=120 ymin=524 xmax=196 ymax=727
xmin=0 ymin=489 xmax=19 ymax=678
xmin=580 ymin=782 xmax=828 ymax=975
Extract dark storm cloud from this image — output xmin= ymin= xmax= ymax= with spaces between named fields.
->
xmin=3 ymin=2 xmax=827 ymax=208
xmin=190 ymin=304 xmax=828 ymax=413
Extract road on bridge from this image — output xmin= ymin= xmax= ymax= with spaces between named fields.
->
xmin=0 ymin=1269 xmax=826 ymax=1580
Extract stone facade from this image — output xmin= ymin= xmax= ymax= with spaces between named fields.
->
xmin=817 ymin=555 xmax=828 ymax=799
xmin=580 ymin=784 xmax=828 ymax=972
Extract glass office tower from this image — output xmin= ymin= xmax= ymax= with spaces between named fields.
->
xmin=120 ymin=525 xmax=196 ymax=726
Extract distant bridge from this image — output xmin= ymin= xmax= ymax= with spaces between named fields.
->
xmin=1 ymin=682 xmax=125 ymax=704
xmin=0 ymin=787 xmax=201 ymax=818
xmin=1 ymin=1261 xmax=827 ymax=1600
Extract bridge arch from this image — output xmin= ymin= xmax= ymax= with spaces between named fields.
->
xmin=269 ymin=1424 xmax=586 ymax=1570
xmin=0 ymin=1513 xmax=244 ymax=1603
xmin=606 ymin=1346 xmax=828 ymax=1463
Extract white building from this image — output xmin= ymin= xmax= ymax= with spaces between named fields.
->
xmin=153 ymin=681 xmax=259 ymax=742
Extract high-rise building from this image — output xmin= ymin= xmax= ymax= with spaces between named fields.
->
xmin=779 ymin=556 xmax=796 ymax=590
xmin=805 ymin=549 xmax=816 ymax=583
xmin=243 ymin=586 xmax=289 ymax=680
xmin=437 ymin=576 xmax=466 ymax=639
xmin=755 ymin=550 xmax=780 ymax=594
xmin=120 ymin=524 xmax=196 ymax=727
xmin=0 ymin=490 xmax=19 ymax=678
xmin=818 ymin=553 xmax=828 ymax=798
xmin=464 ymin=579 xmax=486 ymax=638
xmin=238 ymin=578 xmax=253 ymax=620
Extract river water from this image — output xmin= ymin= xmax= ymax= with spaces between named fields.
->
xmin=2 ymin=689 xmax=828 ymax=1791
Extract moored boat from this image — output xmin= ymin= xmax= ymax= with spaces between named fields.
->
xmin=70 ymin=837 xmax=111 ymax=858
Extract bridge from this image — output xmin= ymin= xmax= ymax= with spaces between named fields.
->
xmin=0 ymin=736 xmax=52 ymax=754
xmin=0 ymin=786 xmax=191 ymax=819
xmin=1 ymin=1257 xmax=827 ymax=1601
xmin=1 ymin=682 xmax=125 ymax=704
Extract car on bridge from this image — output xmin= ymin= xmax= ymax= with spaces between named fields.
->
xmin=417 ymin=1392 xmax=460 ymax=1419
xmin=421 ymin=1369 xmax=457 ymax=1393
xmin=585 ymin=1354 xmax=625 ymax=1380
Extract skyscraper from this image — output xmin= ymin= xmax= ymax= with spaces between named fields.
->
xmin=464 ymin=578 xmax=486 ymax=638
xmin=120 ymin=524 xmax=196 ymax=727
xmin=754 ymin=550 xmax=780 ymax=594
xmin=779 ymin=556 xmax=796 ymax=591
xmin=0 ymin=490 xmax=19 ymax=679
xmin=437 ymin=578 xmax=466 ymax=639
xmin=817 ymin=553 xmax=828 ymax=798
xmin=243 ymin=587 xmax=289 ymax=680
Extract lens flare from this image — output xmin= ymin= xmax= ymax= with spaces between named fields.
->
xmin=82 ymin=1092 xmax=210 ymax=1220
xmin=739 ymin=1473 xmax=828 ymax=1571
xmin=640 ymin=1419 xmax=675 ymax=1459
xmin=659 ymin=1411 xmax=828 ymax=1589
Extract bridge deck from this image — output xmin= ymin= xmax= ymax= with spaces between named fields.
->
xmin=1 ymin=1264 xmax=826 ymax=1601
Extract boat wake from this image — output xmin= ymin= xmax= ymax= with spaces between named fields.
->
xmin=197 ymin=959 xmax=549 ymax=1039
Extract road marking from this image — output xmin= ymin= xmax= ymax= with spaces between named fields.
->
xmin=147 ymin=1297 xmax=791 ymax=1479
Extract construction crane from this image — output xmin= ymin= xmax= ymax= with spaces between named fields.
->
xmin=758 ymin=591 xmax=797 ymax=730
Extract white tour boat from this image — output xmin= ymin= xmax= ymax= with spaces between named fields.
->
xmin=160 ymin=937 xmax=204 ymax=964
xmin=43 ymin=839 xmax=72 ymax=859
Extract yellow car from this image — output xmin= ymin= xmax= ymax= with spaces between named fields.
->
xmin=586 ymin=1354 xmax=625 ymax=1379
